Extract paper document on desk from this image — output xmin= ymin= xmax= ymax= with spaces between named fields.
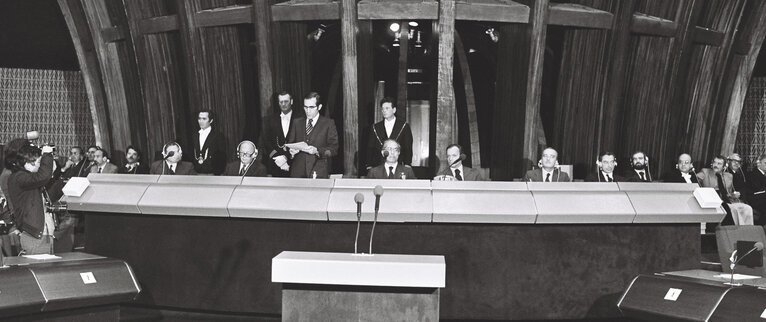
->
xmin=285 ymin=142 xmax=311 ymax=153
xmin=714 ymin=273 xmax=761 ymax=280
xmin=23 ymin=254 xmax=61 ymax=260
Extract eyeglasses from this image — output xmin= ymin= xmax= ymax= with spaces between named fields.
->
xmin=383 ymin=147 xmax=400 ymax=152
xmin=238 ymin=152 xmax=256 ymax=157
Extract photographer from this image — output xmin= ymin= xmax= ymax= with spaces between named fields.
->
xmin=6 ymin=144 xmax=56 ymax=254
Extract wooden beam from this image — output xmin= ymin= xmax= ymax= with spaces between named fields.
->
xmin=692 ymin=26 xmax=724 ymax=46
xmin=272 ymin=0 xmax=339 ymax=21
xmin=455 ymin=0 xmax=527 ymax=23
xmin=137 ymin=15 xmax=179 ymax=34
xmin=396 ymin=23 xmax=409 ymax=119
xmin=253 ymin=0 xmax=275 ymax=120
xmin=435 ymin=0 xmax=456 ymax=170
xmin=630 ymin=12 xmax=677 ymax=37
xmin=522 ymin=0 xmax=549 ymax=169
xmin=341 ymin=0 xmax=359 ymax=176
xmin=548 ymin=3 xmax=613 ymax=29
xmin=195 ymin=5 xmax=253 ymax=28
xmin=358 ymin=0 xmax=438 ymax=20
xmin=454 ymin=33 xmax=481 ymax=167
xmin=101 ymin=25 xmax=128 ymax=43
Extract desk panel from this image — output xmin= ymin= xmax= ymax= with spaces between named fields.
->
xmin=138 ymin=176 xmax=239 ymax=217
xmin=530 ymin=183 xmax=635 ymax=223
xmin=65 ymin=175 xmax=157 ymax=213
xmin=228 ymin=178 xmax=333 ymax=221
xmin=432 ymin=181 xmax=535 ymax=223
xmin=328 ymin=179 xmax=432 ymax=222
xmin=625 ymin=190 xmax=725 ymax=223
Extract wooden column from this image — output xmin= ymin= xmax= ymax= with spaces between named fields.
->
xmin=454 ymin=33 xmax=481 ymax=167
xmin=253 ymin=0 xmax=275 ymax=118
xmin=397 ymin=23 xmax=409 ymax=119
xmin=58 ymin=0 xmax=111 ymax=149
xmin=720 ymin=1 xmax=766 ymax=155
xmin=435 ymin=0 xmax=456 ymax=169
xmin=522 ymin=0 xmax=549 ymax=170
xmin=340 ymin=0 xmax=359 ymax=176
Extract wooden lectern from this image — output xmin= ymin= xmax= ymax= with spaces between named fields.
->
xmin=272 ymin=251 xmax=445 ymax=321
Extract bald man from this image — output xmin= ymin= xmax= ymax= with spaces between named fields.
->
xmin=522 ymin=147 xmax=570 ymax=182
xmin=223 ymin=140 xmax=267 ymax=177
xmin=662 ymin=153 xmax=698 ymax=183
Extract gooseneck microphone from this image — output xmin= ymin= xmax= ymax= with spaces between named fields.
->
xmin=354 ymin=193 xmax=364 ymax=254
xmin=728 ymin=241 xmax=764 ymax=285
xmin=162 ymin=151 xmax=175 ymax=175
xmin=451 ymin=153 xmax=466 ymax=166
xmin=369 ymin=185 xmax=384 ymax=254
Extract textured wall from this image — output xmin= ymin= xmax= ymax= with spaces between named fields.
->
xmin=0 ymin=68 xmax=95 ymax=150
xmin=735 ymin=77 xmax=766 ymax=170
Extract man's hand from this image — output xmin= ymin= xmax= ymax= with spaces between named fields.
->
xmin=279 ymin=163 xmax=290 ymax=171
xmin=289 ymin=148 xmax=299 ymax=156
xmin=306 ymin=146 xmax=318 ymax=155
xmin=733 ymin=191 xmax=742 ymax=200
xmin=63 ymin=160 xmax=74 ymax=170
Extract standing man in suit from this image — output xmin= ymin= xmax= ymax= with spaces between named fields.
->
xmin=522 ymin=147 xmax=570 ymax=182
xmin=260 ymin=91 xmax=296 ymax=177
xmin=663 ymin=153 xmax=698 ymax=183
xmin=697 ymin=155 xmax=752 ymax=225
xmin=150 ymin=142 xmax=197 ymax=175
xmin=191 ymin=110 xmax=226 ymax=175
xmin=435 ymin=144 xmax=484 ymax=181
xmin=365 ymin=97 xmax=413 ymax=171
xmin=287 ymin=92 xmax=339 ymax=178
xmin=748 ymin=153 xmax=766 ymax=225
xmin=120 ymin=145 xmax=149 ymax=174
xmin=223 ymin=140 xmax=267 ymax=177
xmin=89 ymin=148 xmax=118 ymax=174
xmin=624 ymin=151 xmax=653 ymax=182
xmin=367 ymin=140 xmax=415 ymax=179
xmin=586 ymin=152 xmax=623 ymax=182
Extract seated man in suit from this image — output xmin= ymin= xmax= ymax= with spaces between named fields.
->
xmin=726 ymin=153 xmax=750 ymax=203
xmin=522 ymin=147 xmax=570 ymax=182
xmin=120 ymin=145 xmax=149 ymax=174
xmin=150 ymin=142 xmax=197 ymax=175
xmin=697 ymin=155 xmax=752 ymax=225
xmin=89 ymin=148 xmax=118 ymax=174
xmin=434 ymin=144 xmax=484 ymax=181
xmin=57 ymin=146 xmax=90 ymax=180
xmin=223 ymin=140 xmax=267 ymax=177
xmin=287 ymin=92 xmax=339 ymax=178
xmin=585 ymin=152 xmax=623 ymax=182
xmin=367 ymin=140 xmax=415 ymax=179
xmin=663 ymin=153 xmax=698 ymax=183
xmin=623 ymin=151 xmax=653 ymax=182
xmin=748 ymin=153 xmax=766 ymax=225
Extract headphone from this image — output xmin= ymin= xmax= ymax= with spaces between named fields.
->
xmin=538 ymin=159 xmax=559 ymax=168
xmin=235 ymin=140 xmax=258 ymax=160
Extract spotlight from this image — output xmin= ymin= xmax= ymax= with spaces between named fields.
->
xmin=408 ymin=21 xmax=418 ymax=27
xmin=414 ymin=31 xmax=423 ymax=48
xmin=307 ymin=24 xmax=326 ymax=41
xmin=485 ymin=27 xmax=499 ymax=43
xmin=390 ymin=22 xmax=400 ymax=33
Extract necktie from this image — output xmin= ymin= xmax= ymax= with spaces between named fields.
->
xmin=639 ymin=172 xmax=645 ymax=181
xmin=606 ymin=174 xmax=612 ymax=182
xmin=388 ymin=166 xmax=394 ymax=179
xmin=306 ymin=119 xmax=314 ymax=137
xmin=239 ymin=165 xmax=246 ymax=176
xmin=545 ymin=173 xmax=551 ymax=182
xmin=169 ymin=164 xmax=175 ymax=174
xmin=455 ymin=169 xmax=463 ymax=181
xmin=97 ymin=167 xmax=102 ymax=173
xmin=716 ymin=173 xmax=729 ymax=203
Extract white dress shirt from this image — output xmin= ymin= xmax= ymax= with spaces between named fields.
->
xmin=542 ymin=168 xmax=555 ymax=182
xmin=385 ymin=162 xmax=398 ymax=176
xmin=280 ymin=110 xmax=292 ymax=137
xmin=384 ymin=117 xmax=396 ymax=137
xmin=451 ymin=165 xmax=464 ymax=179
xmin=198 ymin=126 xmax=211 ymax=150
xmin=680 ymin=172 xmax=693 ymax=183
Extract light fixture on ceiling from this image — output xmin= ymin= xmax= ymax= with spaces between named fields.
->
xmin=408 ymin=21 xmax=418 ymax=27
xmin=308 ymin=24 xmax=326 ymax=41
xmin=390 ymin=22 xmax=400 ymax=33
xmin=414 ymin=31 xmax=423 ymax=48
xmin=485 ymin=27 xmax=499 ymax=43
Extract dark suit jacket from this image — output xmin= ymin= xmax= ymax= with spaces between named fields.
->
xmin=623 ymin=169 xmax=653 ymax=182
xmin=522 ymin=168 xmax=570 ymax=182
xmin=584 ymin=171 xmax=624 ymax=182
xmin=367 ymin=163 xmax=416 ymax=179
xmin=59 ymin=159 xmax=91 ymax=180
xmin=436 ymin=166 xmax=484 ymax=181
xmin=747 ymin=169 xmax=766 ymax=212
xmin=223 ymin=160 xmax=268 ymax=177
xmin=287 ymin=116 xmax=339 ymax=178
xmin=662 ymin=169 xmax=699 ymax=184
xmin=150 ymin=160 xmax=197 ymax=175
xmin=365 ymin=118 xmax=413 ymax=168
xmin=90 ymin=163 xmax=119 ymax=174
xmin=260 ymin=111 xmax=295 ymax=177
xmin=726 ymin=168 xmax=750 ymax=202
xmin=191 ymin=129 xmax=227 ymax=175
xmin=119 ymin=162 xmax=150 ymax=174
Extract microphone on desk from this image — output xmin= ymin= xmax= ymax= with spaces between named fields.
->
xmin=354 ymin=193 xmax=364 ymax=254
xmin=728 ymin=241 xmax=764 ymax=285
xmin=369 ymin=185 xmax=383 ymax=254
xmin=451 ymin=154 xmax=466 ymax=166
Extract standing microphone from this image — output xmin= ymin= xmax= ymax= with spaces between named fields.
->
xmin=354 ymin=193 xmax=364 ymax=254
xmin=728 ymin=241 xmax=764 ymax=285
xmin=451 ymin=153 xmax=466 ymax=166
xmin=369 ymin=185 xmax=384 ymax=254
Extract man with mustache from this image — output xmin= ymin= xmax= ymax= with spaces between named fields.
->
xmin=697 ymin=155 xmax=752 ymax=225
xmin=623 ymin=151 xmax=652 ymax=182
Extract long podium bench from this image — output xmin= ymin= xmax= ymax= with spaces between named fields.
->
xmin=62 ymin=174 xmax=724 ymax=320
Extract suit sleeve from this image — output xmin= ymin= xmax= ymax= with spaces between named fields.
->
xmin=521 ymin=170 xmax=530 ymax=182
xmin=318 ymin=120 xmax=339 ymax=157
xmin=405 ymin=166 xmax=416 ymax=179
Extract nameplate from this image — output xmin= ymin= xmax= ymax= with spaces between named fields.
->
xmin=664 ymin=288 xmax=682 ymax=301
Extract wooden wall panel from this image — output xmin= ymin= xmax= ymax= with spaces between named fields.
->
xmin=272 ymin=22 xmax=311 ymax=112
xmin=123 ymin=0 xmax=187 ymax=161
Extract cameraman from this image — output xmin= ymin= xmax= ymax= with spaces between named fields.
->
xmin=7 ymin=144 xmax=56 ymax=254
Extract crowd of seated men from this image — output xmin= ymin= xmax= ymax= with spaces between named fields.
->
xmin=2 ymin=90 xmax=765 ymax=256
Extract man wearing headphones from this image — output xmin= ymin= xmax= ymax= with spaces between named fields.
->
xmin=663 ymin=153 xmax=698 ymax=183
xmin=586 ymin=152 xmax=623 ymax=182
xmin=726 ymin=153 xmax=750 ymax=203
xmin=150 ymin=142 xmax=197 ymax=175
xmin=367 ymin=140 xmax=415 ymax=179
xmin=434 ymin=144 xmax=484 ymax=181
xmin=624 ymin=151 xmax=652 ymax=182
xmin=522 ymin=147 xmax=570 ymax=182
xmin=223 ymin=140 xmax=267 ymax=177
xmin=697 ymin=155 xmax=752 ymax=225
